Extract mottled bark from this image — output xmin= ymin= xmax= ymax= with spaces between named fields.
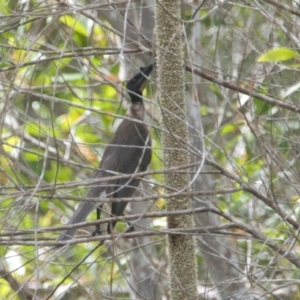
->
xmin=155 ymin=1 xmax=198 ymax=299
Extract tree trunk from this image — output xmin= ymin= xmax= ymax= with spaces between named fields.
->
xmin=155 ymin=1 xmax=198 ymax=299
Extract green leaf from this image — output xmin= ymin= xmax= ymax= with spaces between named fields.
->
xmin=254 ymin=98 xmax=270 ymax=115
xmin=59 ymin=15 xmax=88 ymax=37
xmin=258 ymin=48 xmax=297 ymax=62
xmin=220 ymin=123 xmax=237 ymax=135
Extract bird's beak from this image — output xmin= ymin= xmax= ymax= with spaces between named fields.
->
xmin=133 ymin=63 xmax=153 ymax=92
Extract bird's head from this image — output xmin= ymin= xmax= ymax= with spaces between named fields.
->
xmin=126 ymin=64 xmax=153 ymax=101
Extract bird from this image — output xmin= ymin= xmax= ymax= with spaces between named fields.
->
xmin=56 ymin=64 xmax=153 ymax=242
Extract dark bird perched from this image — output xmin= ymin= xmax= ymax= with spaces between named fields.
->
xmin=57 ymin=64 xmax=153 ymax=242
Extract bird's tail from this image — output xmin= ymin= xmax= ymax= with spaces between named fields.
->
xmin=56 ymin=201 xmax=95 ymax=242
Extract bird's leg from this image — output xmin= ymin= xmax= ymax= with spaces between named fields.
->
xmin=92 ymin=206 xmax=102 ymax=236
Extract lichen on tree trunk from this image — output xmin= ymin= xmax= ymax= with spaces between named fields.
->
xmin=155 ymin=0 xmax=198 ymax=299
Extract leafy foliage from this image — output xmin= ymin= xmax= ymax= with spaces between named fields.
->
xmin=258 ymin=48 xmax=298 ymax=62
xmin=1 ymin=0 xmax=300 ymax=299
